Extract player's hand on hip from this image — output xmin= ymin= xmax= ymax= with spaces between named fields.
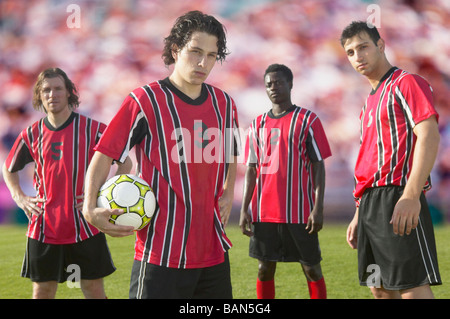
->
xmin=15 ymin=194 xmax=45 ymax=221
xmin=390 ymin=196 xmax=420 ymax=236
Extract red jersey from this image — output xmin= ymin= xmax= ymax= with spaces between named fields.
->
xmin=5 ymin=113 xmax=106 ymax=244
xmin=244 ymin=106 xmax=331 ymax=224
xmin=353 ymin=68 xmax=439 ymax=204
xmin=95 ymin=78 xmax=239 ymax=269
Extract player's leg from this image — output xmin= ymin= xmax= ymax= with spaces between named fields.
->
xmin=370 ymin=286 xmax=401 ymax=299
xmin=249 ymin=223 xmax=280 ymax=299
xmin=285 ymin=224 xmax=326 ymax=299
xmin=22 ymin=238 xmax=65 ymax=299
xmin=359 ymin=187 xmax=441 ymax=299
xmin=32 ymin=281 xmax=58 ymax=299
xmin=67 ymin=233 xmax=115 ymax=299
xmin=80 ymin=278 xmax=107 ymax=299
xmin=256 ymin=260 xmax=276 ymax=299
xmin=301 ymin=263 xmax=327 ymax=299
xmin=400 ymin=284 xmax=434 ymax=299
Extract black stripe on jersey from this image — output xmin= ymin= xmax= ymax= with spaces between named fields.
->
xmin=37 ymin=119 xmax=46 ymax=242
xmin=141 ymin=85 xmax=176 ymax=267
xmin=72 ymin=114 xmax=82 ymax=242
xmin=160 ymin=84 xmax=192 ymax=269
xmin=372 ymin=72 xmax=392 ymax=188
xmin=286 ymin=108 xmax=300 ymax=223
xmin=80 ymin=118 xmax=94 ymax=239
xmin=296 ymin=108 xmax=312 ymax=224
xmin=394 ymin=88 xmax=414 ymax=186
xmin=385 ymin=83 xmax=398 ymax=186
xmin=255 ymin=114 xmax=267 ymax=223
xmin=208 ymin=86 xmax=233 ymax=250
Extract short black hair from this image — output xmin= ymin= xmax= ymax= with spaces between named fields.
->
xmin=162 ymin=10 xmax=229 ymax=65
xmin=264 ymin=64 xmax=293 ymax=83
xmin=340 ymin=20 xmax=381 ymax=47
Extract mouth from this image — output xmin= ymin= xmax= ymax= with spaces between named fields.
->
xmin=194 ymin=71 xmax=206 ymax=77
xmin=357 ymin=63 xmax=367 ymax=70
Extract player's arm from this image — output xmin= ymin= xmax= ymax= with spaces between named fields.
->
xmin=219 ymin=158 xmax=237 ymax=227
xmin=2 ymin=163 xmax=44 ymax=221
xmin=76 ymin=156 xmax=133 ymax=210
xmin=82 ymin=151 xmax=134 ymax=237
xmin=115 ymin=156 xmax=133 ymax=175
xmin=306 ymin=160 xmax=325 ymax=234
xmin=390 ymin=115 xmax=440 ymax=236
xmin=347 ymin=206 xmax=359 ymax=249
xmin=239 ymin=165 xmax=257 ymax=237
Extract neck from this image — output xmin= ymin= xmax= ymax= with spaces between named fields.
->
xmin=367 ymin=60 xmax=393 ymax=90
xmin=272 ymin=102 xmax=293 ymax=116
xmin=47 ymin=108 xmax=72 ymax=128
xmin=169 ymin=74 xmax=202 ymax=100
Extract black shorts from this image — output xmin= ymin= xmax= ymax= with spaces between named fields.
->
xmin=129 ymin=252 xmax=232 ymax=299
xmin=249 ymin=222 xmax=322 ymax=265
xmin=358 ymin=186 xmax=442 ymax=290
xmin=21 ymin=233 xmax=116 ymax=283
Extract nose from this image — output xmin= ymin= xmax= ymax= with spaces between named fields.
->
xmin=355 ymin=49 xmax=364 ymax=62
xmin=198 ymin=55 xmax=207 ymax=67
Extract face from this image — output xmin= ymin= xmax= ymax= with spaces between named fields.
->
xmin=40 ymin=76 xmax=70 ymax=114
xmin=343 ymin=31 xmax=384 ymax=77
xmin=171 ymin=31 xmax=219 ymax=88
xmin=264 ymin=71 xmax=292 ymax=105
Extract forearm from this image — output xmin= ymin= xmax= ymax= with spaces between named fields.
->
xmin=223 ymin=159 xmax=237 ymax=197
xmin=115 ymin=156 xmax=133 ymax=175
xmin=2 ymin=164 xmax=24 ymax=200
xmin=311 ymin=161 xmax=325 ymax=210
xmin=83 ymin=152 xmax=115 ymax=211
xmin=240 ymin=166 xmax=257 ymax=213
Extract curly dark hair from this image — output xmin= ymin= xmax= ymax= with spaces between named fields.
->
xmin=162 ymin=11 xmax=229 ymax=66
xmin=32 ymin=67 xmax=79 ymax=111
xmin=340 ymin=20 xmax=381 ymax=47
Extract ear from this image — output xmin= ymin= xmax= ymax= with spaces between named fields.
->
xmin=171 ymin=44 xmax=179 ymax=61
xmin=377 ymin=38 xmax=386 ymax=53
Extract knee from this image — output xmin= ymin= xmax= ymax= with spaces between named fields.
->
xmin=80 ymin=279 xmax=106 ymax=299
xmin=32 ymin=281 xmax=58 ymax=299
xmin=258 ymin=261 xmax=276 ymax=281
xmin=302 ymin=264 xmax=323 ymax=282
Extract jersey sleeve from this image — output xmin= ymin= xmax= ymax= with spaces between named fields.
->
xmin=5 ymin=129 xmax=34 ymax=173
xmin=305 ymin=116 xmax=332 ymax=162
xmin=244 ymin=124 xmax=258 ymax=167
xmin=395 ymin=74 xmax=439 ymax=127
xmin=95 ymin=93 xmax=149 ymax=163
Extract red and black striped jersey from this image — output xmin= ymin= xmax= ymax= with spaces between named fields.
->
xmin=353 ymin=68 xmax=439 ymax=204
xmin=95 ymin=78 xmax=239 ymax=269
xmin=244 ymin=106 xmax=331 ymax=224
xmin=5 ymin=112 xmax=106 ymax=244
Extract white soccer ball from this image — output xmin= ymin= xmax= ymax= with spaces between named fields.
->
xmin=97 ymin=174 xmax=156 ymax=230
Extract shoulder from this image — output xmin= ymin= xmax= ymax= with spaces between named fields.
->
xmin=204 ymin=83 xmax=235 ymax=102
xmin=393 ymin=69 xmax=432 ymax=91
xmin=129 ymin=81 xmax=162 ymax=100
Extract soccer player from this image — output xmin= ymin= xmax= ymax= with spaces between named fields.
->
xmin=240 ymin=64 xmax=331 ymax=299
xmin=82 ymin=11 xmax=239 ymax=299
xmin=2 ymin=68 xmax=132 ymax=299
xmin=341 ymin=21 xmax=441 ymax=298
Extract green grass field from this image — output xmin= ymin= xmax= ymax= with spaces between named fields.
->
xmin=1 ymin=223 xmax=449 ymax=299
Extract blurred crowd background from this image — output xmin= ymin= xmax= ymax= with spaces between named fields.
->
xmin=0 ymin=0 xmax=449 ymax=224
